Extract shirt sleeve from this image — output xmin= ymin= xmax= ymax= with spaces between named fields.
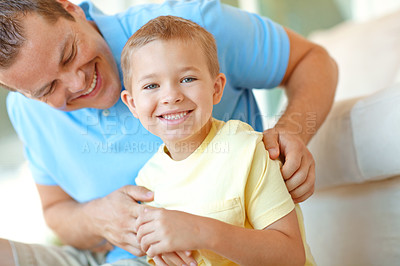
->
xmin=6 ymin=92 xmax=57 ymax=185
xmin=199 ymin=1 xmax=290 ymax=89
xmin=134 ymin=170 xmax=148 ymax=188
xmin=245 ymin=142 xmax=295 ymax=229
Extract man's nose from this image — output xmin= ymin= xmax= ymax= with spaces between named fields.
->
xmin=62 ymin=69 xmax=86 ymax=93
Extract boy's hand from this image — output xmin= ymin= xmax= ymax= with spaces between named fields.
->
xmin=263 ymin=127 xmax=315 ymax=203
xmin=135 ymin=207 xmax=203 ymax=259
xmin=152 ymin=251 xmax=197 ymax=266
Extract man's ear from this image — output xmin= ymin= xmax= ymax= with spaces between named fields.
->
xmin=56 ymin=0 xmax=85 ymax=19
xmin=121 ymin=90 xmax=139 ymax=118
xmin=213 ymin=73 xmax=226 ymax=105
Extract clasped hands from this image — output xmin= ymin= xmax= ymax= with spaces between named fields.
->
xmin=93 ymin=185 xmax=197 ymax=266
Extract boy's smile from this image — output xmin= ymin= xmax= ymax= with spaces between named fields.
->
xmin=122 ymin=39 xmax=225 ymax=158
xmin=157 ymin=109 xmax=193 ymax=125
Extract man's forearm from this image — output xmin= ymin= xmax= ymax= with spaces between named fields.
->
xmin=38 ymin=184 xmax=152 ymax=255
xmin=36 ymin=184 xmax=105 ymax=249
xmin=279 ymin=30 xmax=338 ymax=144
xmin=43 ymin=198 xmax=106 ymax=250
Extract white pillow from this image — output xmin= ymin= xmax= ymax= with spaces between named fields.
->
xmin=308 ymin=96 xmax=363 ymax=189
xmin=309 ymin=84 xmax=400 ymax=189
xmin=351 ymin=84 xmax=400 ymax=180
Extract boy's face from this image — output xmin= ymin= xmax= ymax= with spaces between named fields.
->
xmin=121 ymin=39 xmax=225 ymax=145
xmin=0 ymin=1 xmax=121 ymax=111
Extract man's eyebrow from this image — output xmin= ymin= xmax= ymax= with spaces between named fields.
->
xmin=31 ymin=34 xmax=73 ymax=98
xmin=59 ymin=33 xmax=74 ymax=65
xmin=32 ymin=81 xmax=52 ymax=98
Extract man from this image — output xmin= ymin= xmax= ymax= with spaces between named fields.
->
xmin=0 ymin=0 xmax=337 ymax=265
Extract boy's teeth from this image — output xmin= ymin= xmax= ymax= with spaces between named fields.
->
xmin=162 ymin=111 xmax=188 ymax=120
xmin=83 ymin=72 xmax=97 ymax=96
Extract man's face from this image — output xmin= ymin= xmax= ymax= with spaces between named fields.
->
xmin=0 ymin=3 xmax=121 ymax=111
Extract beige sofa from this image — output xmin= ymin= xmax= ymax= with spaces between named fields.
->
xmin=300 ymin=10 xmax=400 ymax=265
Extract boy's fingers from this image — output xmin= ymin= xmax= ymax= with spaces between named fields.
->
xmin=177 ymin=251 xmax=198 ymax=266
xmin=153 ymin=255 xmax=168 ymax=266
xmin=161 ymin=252 xmax=185 ymax=266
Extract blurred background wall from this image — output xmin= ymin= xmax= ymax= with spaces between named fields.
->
xmin=0 ymin=0 xmax=399 ymax=259
xmin=1 ymin=0 xmax=390 ymax=171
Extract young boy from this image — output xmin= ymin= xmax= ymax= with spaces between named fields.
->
xmin=121 ymin=16 xmax=315 ymax=266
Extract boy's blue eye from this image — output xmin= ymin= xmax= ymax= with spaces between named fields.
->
xmin=144 ymin=84 xmax=159 ymax=90
xmin=182 ymin=77 xmax=195 ymax=83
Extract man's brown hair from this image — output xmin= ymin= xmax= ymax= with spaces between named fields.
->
xmin=121 ymin=15 xmax=220 ymax=93
xmin=0 ymin=0 xmax=74 ymax=70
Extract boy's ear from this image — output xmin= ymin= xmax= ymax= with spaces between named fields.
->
xmin=213 ymin=73 xmax=226 ymax=105
xmin=121 ymin=90 xmax=139 ymax=118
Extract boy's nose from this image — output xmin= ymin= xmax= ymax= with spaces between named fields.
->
xmin=161 ymin=86 xmax=184 ymax=104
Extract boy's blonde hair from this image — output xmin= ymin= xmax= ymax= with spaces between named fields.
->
xmin=121 ymin=15 xmax=220 ymax=92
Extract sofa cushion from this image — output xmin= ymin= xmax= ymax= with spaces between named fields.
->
xmin=309 ymin=84 xmax=400 ymax=189
xmin=307 ymin=8 xmax=400 ymax=188
xmin=351 ymin=84 xmax=400 ymax=180
xmin=309 ymin=9 xmax=400 ymax=101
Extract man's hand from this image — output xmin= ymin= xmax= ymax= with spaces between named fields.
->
xmin=87 ymin=185 xmax=154 ymax=256
xmin=263 ymin=128 xmax=315 ymax=203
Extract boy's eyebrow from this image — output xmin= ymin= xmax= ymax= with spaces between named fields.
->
xmin=137 ymin=74 xmax=157 ymax=84
xmin=136 ymin=66 xmax=201 ymax=84
xmin=31 ymin=34 xmax=73 ymax=98
xmin=179 ymin=66 xmax=201 ymax=73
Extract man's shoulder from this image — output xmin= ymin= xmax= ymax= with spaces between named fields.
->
xmin=115 ymin=0 xmax=223 ymax=29
xmin=7 ymin=92 xmax=46 ymax=122
xmin=6 ymin=92 xmax=92 ymax=136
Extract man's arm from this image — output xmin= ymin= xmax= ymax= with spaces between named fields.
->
xmin=36 ymin=184 xmax=153 ymax=255
xmin=136 ymin=207 xmax=305 ymax=266
xmin=263 ymin=28 xmax=338 ymax=202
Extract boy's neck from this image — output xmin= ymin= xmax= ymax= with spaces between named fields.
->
xmin=164 ymin=119 xmax=213 ymax=161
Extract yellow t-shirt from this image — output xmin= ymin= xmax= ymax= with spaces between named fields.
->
xmin=136 ymin=119 xmax=315 ymax=265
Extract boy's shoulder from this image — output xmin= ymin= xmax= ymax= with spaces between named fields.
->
xmin=212 ymin=119 xmax=263 ymax=147
xmin=214 ymin=119 xmax=262 ymax=138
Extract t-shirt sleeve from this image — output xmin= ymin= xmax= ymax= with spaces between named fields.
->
xmin=6 ymin=93 xmax=57 ymax=185
xmin=134 ymin=169 xmax=148 ymax=188
xmin=134 ymin=157 xmax=157 ymax=190
xmin=245 ymin=142 xmax=294 ymax=229
xmin=24 ymin=147 xmax=58 ymax=185
xmin=199 ymin=1 xmax=290 ymax=89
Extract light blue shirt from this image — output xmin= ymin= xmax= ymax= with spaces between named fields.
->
xmin=7 ymin=0 xmax=289 ymax=262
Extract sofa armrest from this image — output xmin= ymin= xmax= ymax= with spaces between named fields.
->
xmin=308 ymin=84 xmax=400 ymax=189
